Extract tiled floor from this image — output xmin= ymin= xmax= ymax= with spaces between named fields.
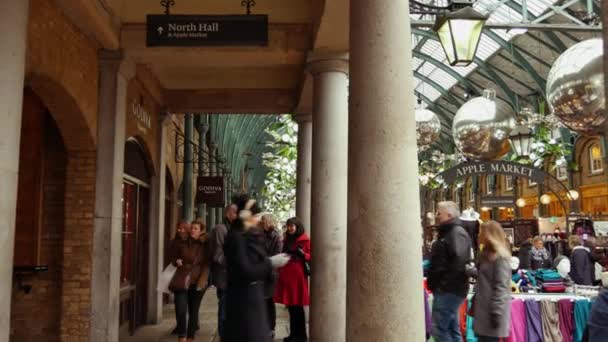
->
xmin=124 ymin=287 xmax=295 ymax=342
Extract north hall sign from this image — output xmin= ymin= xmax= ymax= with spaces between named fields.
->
xmin=146 ymin=14 xmax=268 ymax=46
xmin=438 ymin=160 xmax=545 ymax=185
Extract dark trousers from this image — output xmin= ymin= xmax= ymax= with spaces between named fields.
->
xmin=476 ymin=336 xmax=500 ymax=342
xmin=174 ymin=286 xmax=205 ymax=338
xmin=288 ymin=305 xmax=307 ymax=339
xmin=266 ymin=298 xmax=276 ymax=331
xmin=216 ymin=287 xmax=227 ymax=337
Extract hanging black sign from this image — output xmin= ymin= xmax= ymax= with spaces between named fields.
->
xmin=438 ymin=160 xmax=545 ymax=185
xmin=196 ymin=176 xmax=225 ymax=207
xmin=146 ymin=14 xmax=268 ymax=46
xmin=480 ymin=196 xmax=516 ymax=208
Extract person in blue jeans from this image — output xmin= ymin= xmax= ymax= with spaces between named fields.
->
xmin=208 ymin=204 xmax=238 ymax=338
xmin=428 ymin=201 xmax=473 ymax=342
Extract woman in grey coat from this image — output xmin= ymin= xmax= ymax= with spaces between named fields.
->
xmin=473 ymin=220 xmax=512 ymax=342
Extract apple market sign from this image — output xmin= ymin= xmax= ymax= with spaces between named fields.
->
xmin=438 ymin=160 xmax=545 ymax=185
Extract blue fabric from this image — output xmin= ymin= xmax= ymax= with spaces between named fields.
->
xmin=466 ymin=299 xmax=478 ymax=342
xmin=535 ymin=269 xmax=562 ymax=281
xmin=432 ymin=292 xmax=465 ymax=342
xmin=216 ymin=287 xmax=227 ymax=337
xmin=573 ymin=300 xmax=592 ymax=342
xmin=588 ymin=290 xmax=608 ymax=342
xmin=525 ymin=300 xmax=543 ymax=342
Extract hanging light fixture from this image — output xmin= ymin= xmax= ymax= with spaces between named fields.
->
xmin=516 ymin=198 xmax=526 ymax=208
xmin=433 ymin=5 xmax=488 ymax=67
xmin=567 ymin=190 xmax=579 ymax=201
xmin=540 ymin=194 xmax=552 ymax=205
xmin=509 ymin=124 xmax=533 ymax=158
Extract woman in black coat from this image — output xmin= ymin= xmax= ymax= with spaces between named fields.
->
xmin=223 ymin=196 xmax=289 ymax=342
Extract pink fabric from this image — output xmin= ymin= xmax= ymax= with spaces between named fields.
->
xmin=508 ymin=299 xmax=527 ymax=342
xmin=558 ymin=299 xmax=574 ymax=342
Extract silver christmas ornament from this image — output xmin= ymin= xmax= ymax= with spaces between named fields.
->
xmin=546 ymin=38 xmax=606 ymax=135
xmin=416 ymin=108 xmax=441 ymax=148
xmin=452 ymin=89 xmax=516 ymax=160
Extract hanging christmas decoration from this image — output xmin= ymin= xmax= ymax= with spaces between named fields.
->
xmin=416 ymin=108 xmax=441 ymax=149
xmin=452 ymin=89 xmax=516 ymax=160
xmin=546 ymin=38 xmax=606 ymax=135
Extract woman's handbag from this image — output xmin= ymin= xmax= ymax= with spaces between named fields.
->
xmin=157 ymin=264 xmax=177 ymax=294
xmin=169 ymin=266 xmax=192 ymax=291
xmin=303 ymin=260 xmax=311 ymax=277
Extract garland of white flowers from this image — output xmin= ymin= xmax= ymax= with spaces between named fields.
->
xmin=261 ymin=115 xmax=297 ymax=221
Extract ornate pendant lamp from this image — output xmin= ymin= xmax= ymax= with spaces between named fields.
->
xmin=433 ymin=6 xmax=488 ymax=67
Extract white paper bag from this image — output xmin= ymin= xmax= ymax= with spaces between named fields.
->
xmin=157 ymin=264 xmax=177 ymax=294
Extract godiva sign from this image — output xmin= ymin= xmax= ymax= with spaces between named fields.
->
xmin=131 ymin=101 xmax=152 ymax=135
xmin=438 ymin=160 xmax=545 ymax=185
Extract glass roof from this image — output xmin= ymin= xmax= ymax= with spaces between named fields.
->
xmin=412 ymin=0 xmax=559 ymax=105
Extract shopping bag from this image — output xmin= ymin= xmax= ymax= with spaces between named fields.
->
xmin=157 ymin=264 xmax=177 ymax=294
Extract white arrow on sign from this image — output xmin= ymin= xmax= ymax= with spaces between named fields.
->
xmin=157 ymin=26 xmax=164 ymax=35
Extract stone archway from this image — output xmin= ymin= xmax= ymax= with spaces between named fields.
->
xmin=20 ymin=74 xmax=96 ymax=341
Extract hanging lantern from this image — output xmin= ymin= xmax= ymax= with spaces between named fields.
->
xmin=567 ymin=190 xmax=579 ymax=201
xmin=509 ymin=124 xmax=533 ymax=158
xmin=546 ymin=38 xmax=606 ymax=135
xmin=416 ymin=108 xmax=441 ymax=148
xmin=434 ymin=6 xmax=488 ymax=67
xmin=540 ymin=194 xmax=552 ymax=205
xmin=516 ymin=198 xmax=526 ymax=208
xmin=452 ymin=89 xmax=516 ymax=160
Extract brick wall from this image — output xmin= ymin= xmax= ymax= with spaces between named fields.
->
xmin=60 ymin=150 xmax=96 ymax=341
xmin=10 ymin=114 xmax=66 ymax=341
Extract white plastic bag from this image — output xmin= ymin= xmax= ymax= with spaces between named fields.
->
xmin=157 ymin=264 xmax=177 ymax=294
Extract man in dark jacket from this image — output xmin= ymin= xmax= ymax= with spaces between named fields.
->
xmin=208 ymin=204 xmax=238 ymax=339
xmin=428 ymin=201 xmax=473 ymax=342
xmin=260 ymin=214 xmax=283 ymax=337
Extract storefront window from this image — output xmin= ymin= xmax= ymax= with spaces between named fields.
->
xmin=590 ymin=143 xmax=603 ymax=174
xmin=505 ymin=176 xmax=514 ymax=191
xmin=486 ymin=176 xmax=492 ymax=194
xmin=121 ymin=182 xmax=137 ymax=285
xmin=556 ymin=166 xmax=568 ymax=180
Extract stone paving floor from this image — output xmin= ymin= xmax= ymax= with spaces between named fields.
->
xmin=124 ymin=287 xmax=298 ymax=342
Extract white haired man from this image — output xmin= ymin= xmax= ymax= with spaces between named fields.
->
xmin=428 ymin=201 xmax=473 ymax=342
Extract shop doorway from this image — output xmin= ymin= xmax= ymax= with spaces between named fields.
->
xmin=11 ymin=89 xmax=67 ymax=340
xmin=121 ymin=139 xmax=152 ymax=334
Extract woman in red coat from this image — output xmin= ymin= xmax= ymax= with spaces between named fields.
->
xmin=274 ymin=217 xmax=311 ymax=342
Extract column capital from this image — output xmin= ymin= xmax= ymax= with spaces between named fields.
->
xmin=306 ymin=51 xmax=349 ymax=76
xmin=293 ymin=113 xmax=312 ymax=123
xmin=98 ymin=49 xmax=136 ymax=80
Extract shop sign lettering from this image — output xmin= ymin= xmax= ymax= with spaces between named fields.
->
xmin=131 ymin=101 xmax=152 ymax=134
xmin=440 ymin=160 xmax=545 ymax=185
xmin=147 ymin=15 xmax=268 ymax=46
xmin=196 ymin=176 xmax=224 ymax=207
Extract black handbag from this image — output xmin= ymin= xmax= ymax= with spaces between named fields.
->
xmin=303 ymin=260 xmax=311 ymax=277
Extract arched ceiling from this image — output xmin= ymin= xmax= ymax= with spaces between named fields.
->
xmin=208 ymin=114 xmax=278 ymax=195
xmin=58 ymin=0 xmax=602 ymax=194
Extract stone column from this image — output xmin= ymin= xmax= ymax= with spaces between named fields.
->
xmin=347 ymin=0 xmax=425 ymax=340
xmin=215 ymin=158 xmax=223 ymax=224
xmin=308 ymin=56 xmax=349 ymax=342
xmin=197 ymin=114 xmax=209 ymax=221
xmin=182 ymin=113 xmax=194 ymax=221
xmin=208 ymin=143 xmax=217 ymax=226
xmin=91 ymin=50 xmax=134 ymax=342
xmin=0 ymin=0 xmax=29 ymax=338
xmin=295 ymin=114 xmax=313 ymax=232
xmin=147 ymin=110 xmax=170 ymax=323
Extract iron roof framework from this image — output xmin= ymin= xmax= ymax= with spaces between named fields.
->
xmin=410 ymin=0 xmax=602 ymax=152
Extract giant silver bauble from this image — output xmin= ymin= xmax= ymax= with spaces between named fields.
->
xmin=416 ymin=108 xmax=441 ymax=148
xmin=546 ymin=38 xmax=606 ymax=135
xmin=452 ymin=90 xmax=516 ymax=160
